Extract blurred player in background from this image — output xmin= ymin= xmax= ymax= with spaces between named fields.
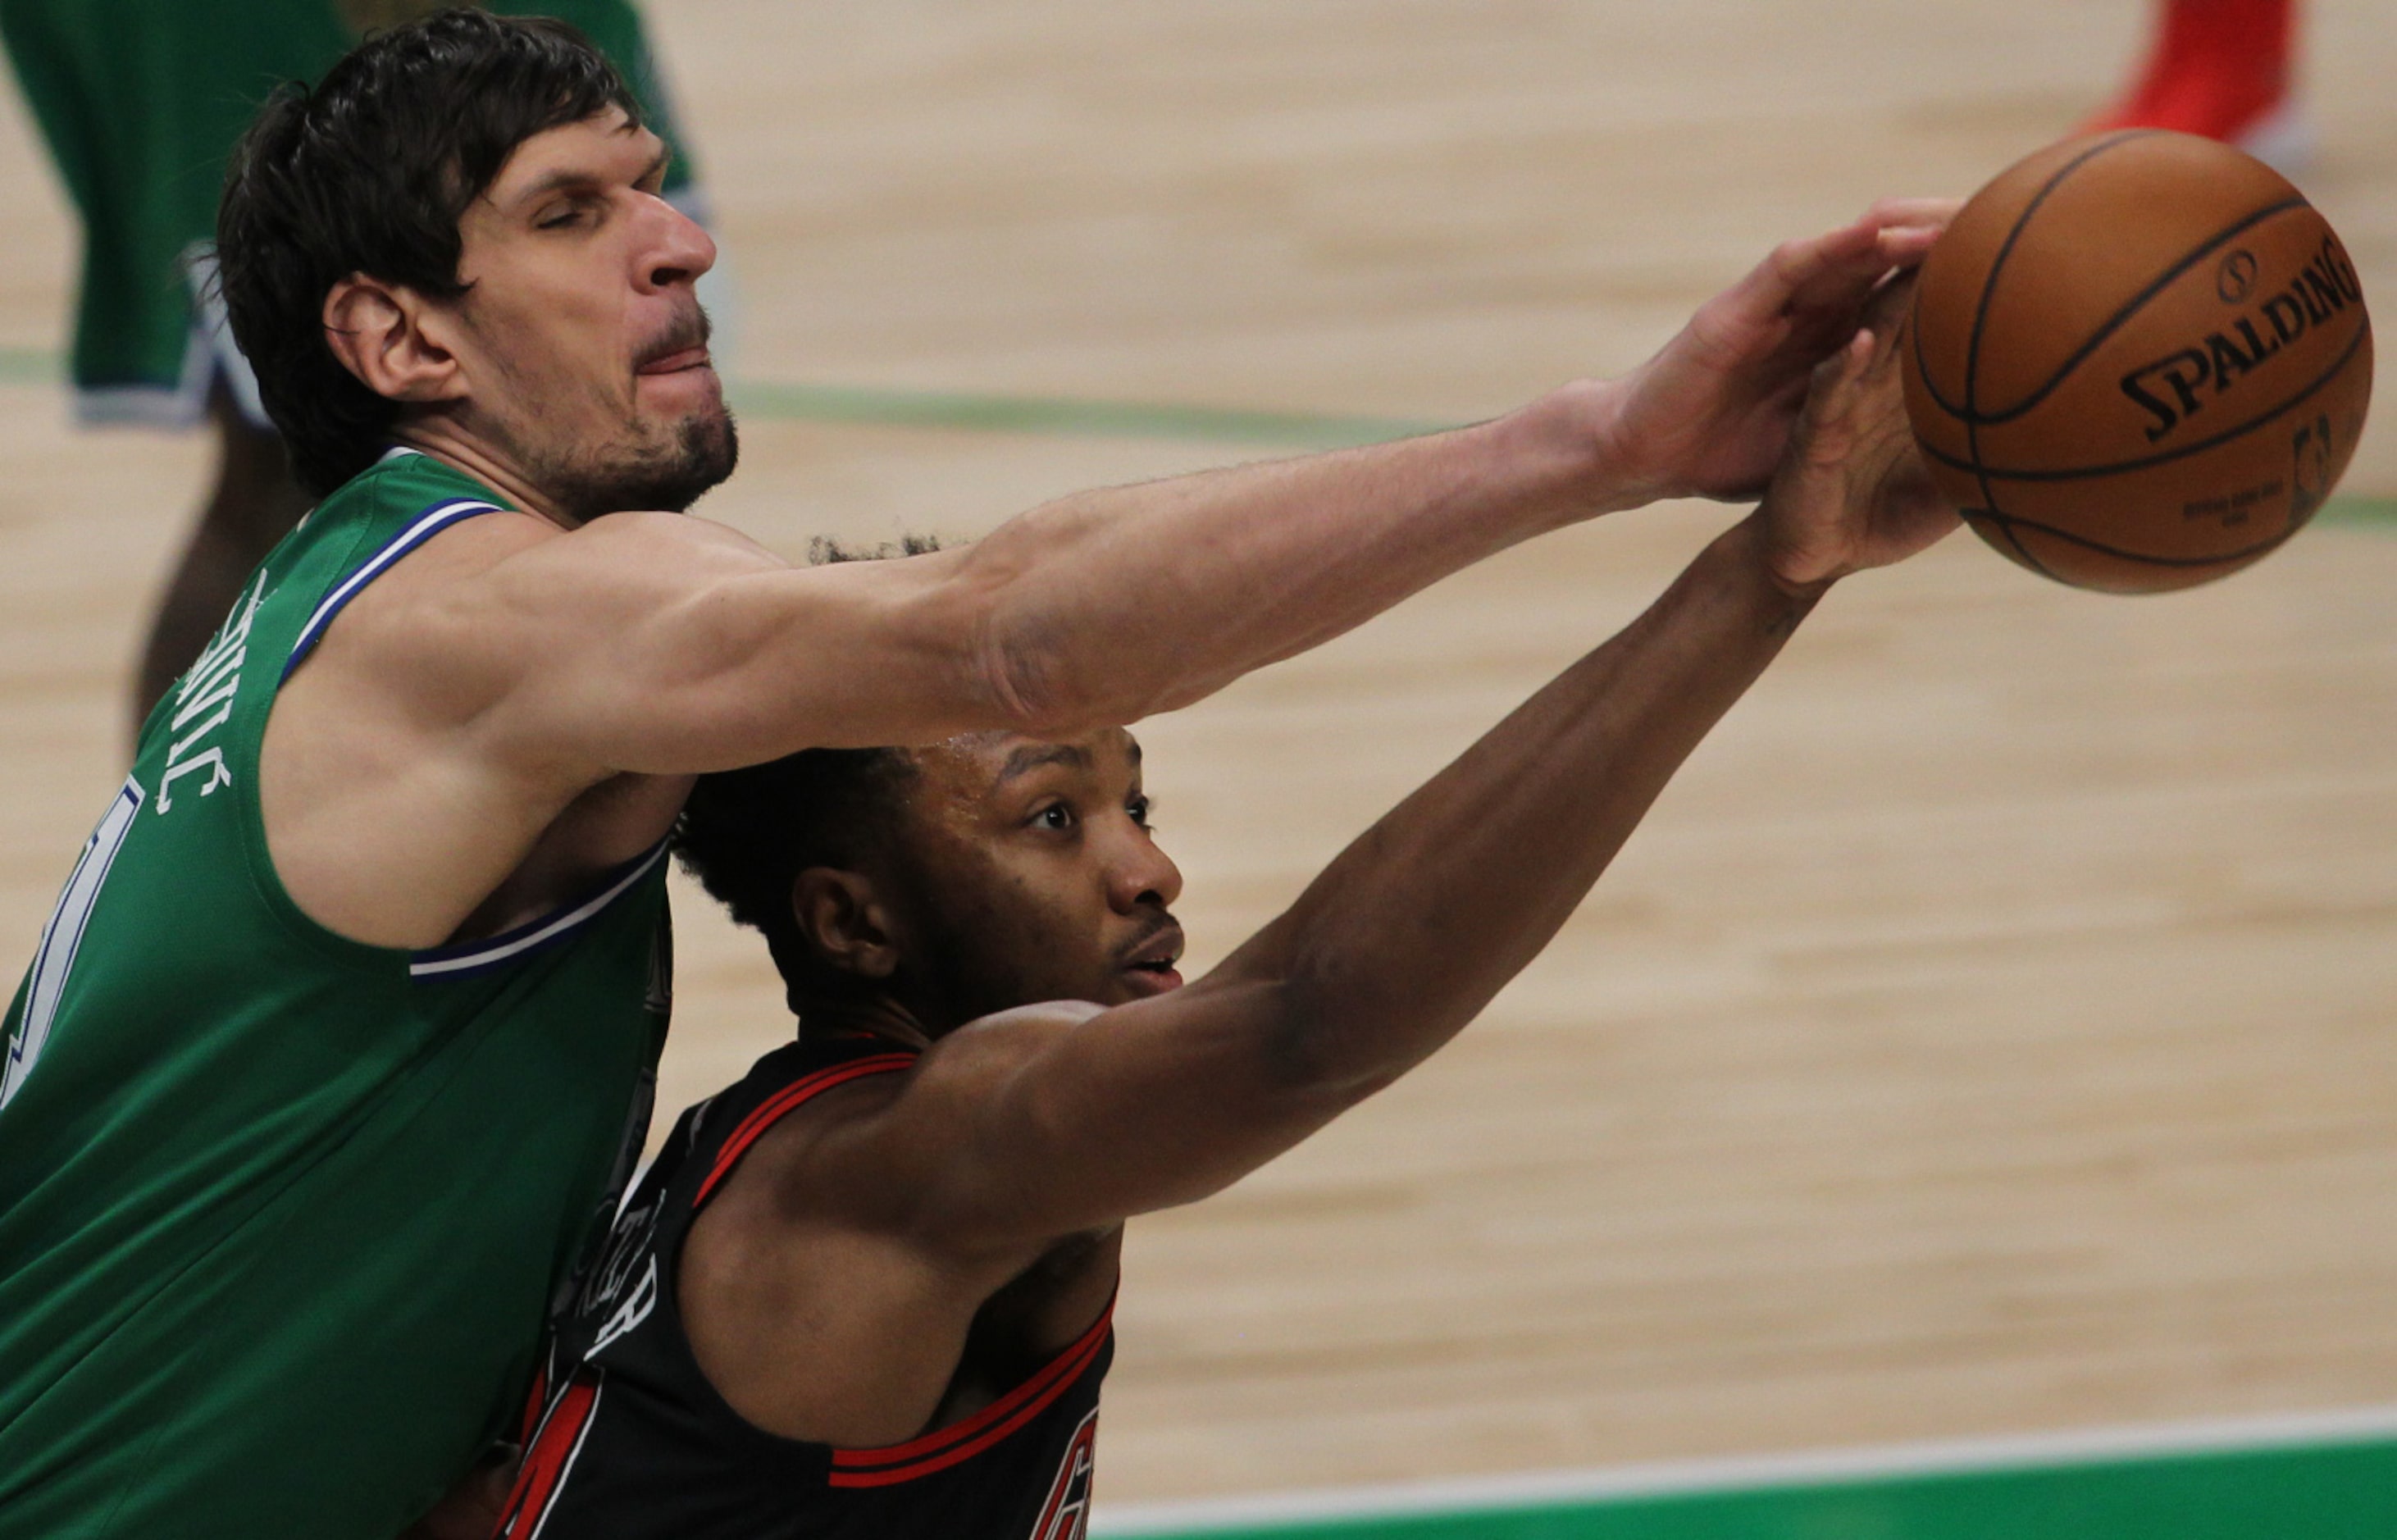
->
xmin=0 ymin=0 xmax=701 ymax=723
xmin=2088 ymin=0 xmax=2304 ymax=169
xmin=489 ymin=288 xmax=1957 ymax=1539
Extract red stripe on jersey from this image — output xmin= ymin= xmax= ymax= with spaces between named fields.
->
xmin=514 ymin=1365 xmax=551 ymax=1447
xmin=826 ymin=1333 xmax=1107 ymax=1489
xmin=692 ymin=1054 xmax=916 ymax=1207
xmin=494 ymin=1371 xmax=604 ymax=1538
xmin=827 ymin=1300 xmax=1115 ymax=1488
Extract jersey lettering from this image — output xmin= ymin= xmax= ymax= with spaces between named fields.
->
xmin=1028 ymin=1408 xmax=1098 ymax=1540
xmin=586 ymin=1255 xmax=657 ymax=1357
xmin=158 ymin=572 xmax=265 ymax=814
xmin=2 ymin=776 xmax=144 ymax=1109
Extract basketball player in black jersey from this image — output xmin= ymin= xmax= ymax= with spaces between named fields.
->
xmin=488 ymin=283 xmax=1957 ymax=1539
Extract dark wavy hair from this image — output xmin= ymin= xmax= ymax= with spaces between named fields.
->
xmin=215 ymin=9 xmax=642 ymax=494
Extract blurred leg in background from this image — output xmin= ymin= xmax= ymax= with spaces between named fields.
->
xmin=0 ymin=0 xmax=706 ymax=735
xmin=138 ymin=385 xmax=314 ymax=727
xmin=2087 ymin=0 xmax=2306 ymax=170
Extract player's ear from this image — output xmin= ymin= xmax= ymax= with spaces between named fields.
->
xmin=321 ymin=274 xmax=463 ymax=404
xmin=792 ymin=868 xmax=901 ymax=981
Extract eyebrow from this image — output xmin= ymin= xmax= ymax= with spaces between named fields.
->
xmin=506 ymin=142 xmax=672 ymax=210
xmin=996 ymin=743 xmax=1093 ymax=783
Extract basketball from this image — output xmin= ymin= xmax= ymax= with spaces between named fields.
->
xmin=1902 ymin=130 xmax=2374 ymax=593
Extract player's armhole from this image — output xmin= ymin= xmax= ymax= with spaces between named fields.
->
xmin=821 ymin=1293 xmax=1115 ymax=1488
xmin=232 ymin=465 xmax=527 ymax=972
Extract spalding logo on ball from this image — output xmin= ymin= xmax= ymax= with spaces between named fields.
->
xmin=1903 ymin=130 xmax=2374 ymax=593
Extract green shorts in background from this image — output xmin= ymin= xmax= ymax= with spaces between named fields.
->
xmin=0 ymin=0 xmax=699 ymax=427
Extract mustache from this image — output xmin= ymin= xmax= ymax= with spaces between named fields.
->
xmin=635 ymin=307 xmax=713 ymax=368
xmin=1114 ymin=911 xmax=1183 ymax=967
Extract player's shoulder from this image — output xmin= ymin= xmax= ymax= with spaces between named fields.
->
xmin=324 ymin=445 xmax=510 ymax=522
xmin=531 ymin=503 xmax=788 ymax=585
xmin=295 ymin=448 xmax=555 ymax=595
xmin=935 ymin=1001 xmax=1109 ymax=1064
xmin=269 ymin=458 xmax=576 ymax=740
xmin=749 ymin=1006 xmax=1105 ymax=1143
xmin=758 ymin=1005 xmax=1104 ymax=1172
xmin=811 ymin=1004 xmax=1105 ymax=1124
xmin=960 ymin=1000 xmax=1110 ymax=1033
xmin=706 ymin=1032 xmax=929 ymax=1140
xmin=672 ymin=1034 xmax=925 ymax=1209
xmin=328 ymin=447 xmax=786 ymax=592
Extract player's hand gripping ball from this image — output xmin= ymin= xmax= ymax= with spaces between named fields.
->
xmin=1901 ymin=130 xmax=2373 ymax=592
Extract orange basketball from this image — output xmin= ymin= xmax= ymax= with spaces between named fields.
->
xmin=1902 ymin=130 xmax=2373 ymax=593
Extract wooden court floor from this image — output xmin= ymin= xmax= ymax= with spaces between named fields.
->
xmin=2 ymin=0 xmax=2395 ymax=1507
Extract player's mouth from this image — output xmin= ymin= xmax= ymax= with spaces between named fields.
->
xmin=636 ymin=344 xmax=713 ymax=376
xmin=635 ymin=312 xmax=715 ymax=377
xmin=1117 ymin=923 xmax=1185 ymax=997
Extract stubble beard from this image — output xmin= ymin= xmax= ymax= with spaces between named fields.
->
xmin=534 ymin=403 xmax=741 ymax=525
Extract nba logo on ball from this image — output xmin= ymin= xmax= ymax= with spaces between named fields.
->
xmin=1902 ymin=130 xmax=2375 ymax=593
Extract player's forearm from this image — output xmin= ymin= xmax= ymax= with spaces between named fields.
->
xmin=1228 ymin=513 xmax=1813 ymax=1096
xmin=950 ymin=378 xmax=1656 ymax=736
xmin=540 ymin=381 xmax=1684 ymax=772
xmin=923 ymin=517 xmax=1816 ymax=1239
xmin=959 ymin=206 xmax=1957 ymax=737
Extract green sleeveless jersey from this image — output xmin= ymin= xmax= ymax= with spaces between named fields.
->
xmin=0 ymin=451 xmax=672 ymax=1538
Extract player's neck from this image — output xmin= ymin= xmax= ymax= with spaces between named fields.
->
xmin=386 ymin=420 xmax=579 ymax=531
xmin=795 ymin=994 xmax=938 ymax=1054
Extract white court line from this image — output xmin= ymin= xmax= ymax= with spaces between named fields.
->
xmin=1091 ymin=1402 xmax=2397 ymax=1534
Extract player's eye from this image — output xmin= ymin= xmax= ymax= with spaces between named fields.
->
xmin=536 ymin=203 xmax=590 ymax=230
xmin=1031 ymin=802 xmax=1076 ymax=832
xmin=1127 ymin=795 xmax=1152 ymax=828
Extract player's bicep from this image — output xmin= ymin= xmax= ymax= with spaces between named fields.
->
xmin=451 ymin=516 xmax=1000 ymax=775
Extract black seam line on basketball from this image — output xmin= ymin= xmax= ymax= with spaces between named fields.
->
xmin=1975 ymin=509 xmax=2066 ymax=581
xmin=1962 ymin=129 xmax=2158 ymax=417
xmin=1969 ymin=503 xmax=2302 ymax=566
xmin=1961 ymin=130 xmax=2162 ymax=518
xmin=1925 ymin=317 xmax=2367 ymax=482
xmin=1920 ymin=194 xmax=2310 ymax=428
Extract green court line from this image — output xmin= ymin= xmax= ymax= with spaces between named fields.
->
xmin=724 ymin=378 xmax=1443 ymax=449
xmin=1101 ymin=1437 xmax=2397 ymax=1540
xmin=0 ymin=346 xmax=55 ymax=388
xmin=0 ymin=344 xmax=1439 ymax=448
xmin=2323 ymin=494 xmax=2397 ymax=525
xmin=2 ymin=343 xmax=2390 ymax=509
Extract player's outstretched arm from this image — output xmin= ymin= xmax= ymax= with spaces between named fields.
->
xmin=428 ymin=206 xmax=1953 ymax=778
xmin=800 ymin=293 xmax=1958 ymax=1270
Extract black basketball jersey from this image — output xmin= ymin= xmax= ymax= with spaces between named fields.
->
xmin=494 ymin=1034 xmax=1113 ymax=1540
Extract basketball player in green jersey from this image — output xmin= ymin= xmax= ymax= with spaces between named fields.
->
xmin=0 ymin=11 xmax=1952 ymax=1538
xmin=0 ymin=0 xmax=700 ymax=721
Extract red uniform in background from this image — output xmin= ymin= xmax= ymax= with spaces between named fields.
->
xmin=2089 ymin=0 xmax=2304 ymax=170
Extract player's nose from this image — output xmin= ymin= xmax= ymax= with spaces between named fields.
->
xmin=1107 ymin=827 xmax=1183 ymax=913
xmin=637 ymin=198 xmax=717 ymax=293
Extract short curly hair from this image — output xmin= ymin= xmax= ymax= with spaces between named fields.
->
xmin=674 ymin=748 xmax=922 ymax=1017
xmin=215 ymin=9 xmax=641 ymax=494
